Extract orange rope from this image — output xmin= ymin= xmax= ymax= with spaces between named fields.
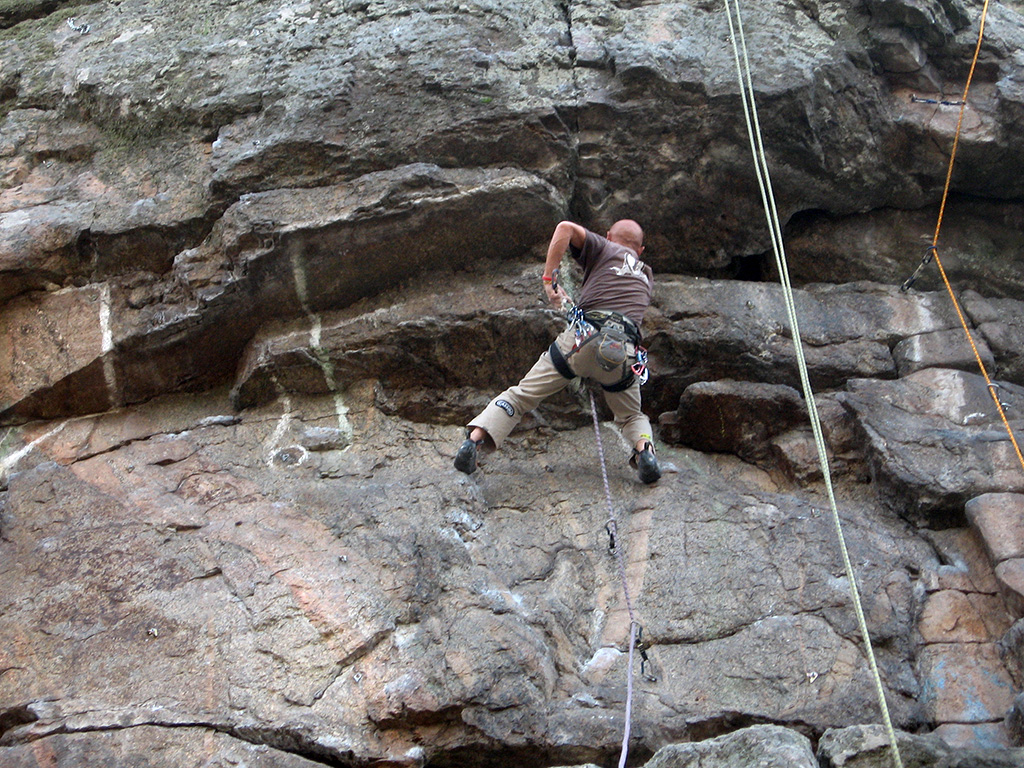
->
xmin=923 ymin=0 xmax=1024 ymax=475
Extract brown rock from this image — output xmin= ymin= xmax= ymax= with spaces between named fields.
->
xmin=921 ymin=528 xmax=1002 ymax=595
xmin=0 ymin=285 xmax=114 ymax=418
xmin=918 ymin=642 xmax=1017 ymax=724
xmin=918 ymin=590 xmax=1012 ymax=644
xmin=966 ymin=493 xmax=1024 ymax=563
xmin=770 ymin=428 xmax=824 ymax=484
xmin=995 ymin=559 xmax=1024 ymax=617
xmin=667 ymin=379 xmax=806 ymax=461
xmin=931 ymin=722 xmax=1013 ymax=750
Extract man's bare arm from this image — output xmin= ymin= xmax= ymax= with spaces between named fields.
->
xmin=543 ymin=221 xmax=587 ymax=280
xmin=543 ymin=221 xmax=586 ymax=307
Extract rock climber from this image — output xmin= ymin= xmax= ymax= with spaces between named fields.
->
xmin=454 ymin=218 xmax=661 ymax=484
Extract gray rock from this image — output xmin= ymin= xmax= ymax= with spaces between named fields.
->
xmin=818 ymin=723 xmax=1024 ymax=767
xmin=818 ymin=724 xmax=949 ymax=767
xmin=666 ymin=379 xmax=806 ymax=463
xmin=1 ymin=164 xmax=562 ymax=423
xmin=963 ymin=291 xmax=1024 ymax=387
xmin=0 ymin=727 xmax=329 ymax=768
xmin=893 ymin=328 xmax=996 ymax=379
xmin=1008 ymin=691 xmax=1024 ymax=746
xmin=837 ymin=369 xmax=1024 ymax=523
xmin=644 ymin=725 xmax=816 ymax=768
xmin=0 ymin=383 xmax=936 ymax=764
xmin=4 ymin=0 xmax=1024 ymax=765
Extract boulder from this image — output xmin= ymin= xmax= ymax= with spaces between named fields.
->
xmin=892 ymin=328 xmax=996 ymax=378
xmin=837 ymin=369 xmax=1024 ymax=524
xmin=665 ymin=379 xmax=806 ymax=461
xmin=643 ymin=724 xmax=816 ymax=768
xmin=966 ymin=493 xmax=1024 ymax=563
xmin=963 ymin=291 xmax=1024 ymax=386
xmin=817 ymin=723 xmax=1024 ymax=767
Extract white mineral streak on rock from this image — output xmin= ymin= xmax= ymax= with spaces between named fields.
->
xmin=290 ymin=246 xmax=353 ymax=443
xmin=99 ymin=282 xmax=118 ymax=407
xmin=0 ymin=422 xmax=66 ymax=483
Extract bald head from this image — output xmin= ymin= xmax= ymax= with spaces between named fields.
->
xmin=607 ymin=219 xmax=644 ymax=254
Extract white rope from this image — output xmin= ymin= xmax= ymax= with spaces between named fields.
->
xmin=589 ymin=390 xmax=641 ymax=768
xmin=723 ymin=2 xmax=904 ymax=766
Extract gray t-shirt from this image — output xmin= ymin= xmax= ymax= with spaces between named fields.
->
xmin=570 ymin=231 xmax=654 ymax=326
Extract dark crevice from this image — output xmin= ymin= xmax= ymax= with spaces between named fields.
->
xmin=425 ymin=742 xmax=630 ymax=768
xmin=558 ymin=1 xmax=574 ymax=56
xmin=684 ymin=711 xmax=812 ymax=744
xmin=0 ymin=704 xmax=39 ymax=741
xmin=725 ymin=251 xmax=772 ymax=282
xmin=224 ymin=723 xmax=362 ymax=767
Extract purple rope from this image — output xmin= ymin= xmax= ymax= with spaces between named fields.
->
xmin=589 ymin=390 xmax=640 ymax=768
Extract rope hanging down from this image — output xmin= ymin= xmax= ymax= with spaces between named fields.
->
xmin=589 ymin=389 xmax=648 ymax=768
xmin=722 ymin=2 xmax=905 ymax=767
xmin=901 ymin=0 xmax=1024 ymax=478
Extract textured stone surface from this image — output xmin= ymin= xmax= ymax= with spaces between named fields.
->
xmin=837 ymin=369 xmax=1024 ymax=523
xmin=918 ymin=642 xmax=1017 ymax=724
xmin=817 ymin=723 xmax=1024 ymax=768
xmin=0 ymin=727 xmax=329 ymax=768
xmin=0 ymin=383 xmax=936 ymax=765
xmin=918 ymin=590 xmax=1011 ymax=644
xmin=3 ymin=0 xmax=1024 ymax=765
xmin=644 ymin=725 xmax=816 ymax=768
xmin=666 ymin=380 xmax=806 ymax=461
xmin=892 ymin=328 xmax=996 ymax=378
xmin=963 ymin=292 xmax=1024 ymax=386
xmin=996 ymin=559 xmax=1024 ymax=617
xmin=966 ymin=493 xmax=1024 ymax=563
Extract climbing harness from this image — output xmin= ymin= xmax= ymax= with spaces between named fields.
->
xmin=898 ymin=0 xmax=1024 ymax=477
xmin=724 ymin=1 xmax=906 ymax=766
xmin=549 ymin=302 xmax=648 ymax=393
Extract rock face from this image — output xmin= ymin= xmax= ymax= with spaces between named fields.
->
xmin=3 ymin=1 xmax=1024 ymax=767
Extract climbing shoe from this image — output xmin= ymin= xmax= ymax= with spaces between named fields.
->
xmin=634 ymin=442 xmax=661 ymax=484
xmin=454 ymin=439 xmax=479 ymax=474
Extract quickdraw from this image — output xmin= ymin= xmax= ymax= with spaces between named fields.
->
xmin=900 ymin=245 xmax=937 ymax=292
xmin=632 ymin=347 xmax=649 ymax=386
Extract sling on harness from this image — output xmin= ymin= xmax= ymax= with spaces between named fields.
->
xmin=549 ymin=307 xmax=649 ymax=392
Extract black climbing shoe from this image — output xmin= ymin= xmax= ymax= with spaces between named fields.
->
xmin=634 ymin=442 xmax=661 ymax=484
xmin=454 ymin=439 xmax=479 ymax=474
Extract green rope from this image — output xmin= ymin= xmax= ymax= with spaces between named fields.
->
xmin=723 ymin=3 xmax=904 ymax=766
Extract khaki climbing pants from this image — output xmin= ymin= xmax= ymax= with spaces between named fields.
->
xmin=469 ymin=326 xmax=653 ymax=451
